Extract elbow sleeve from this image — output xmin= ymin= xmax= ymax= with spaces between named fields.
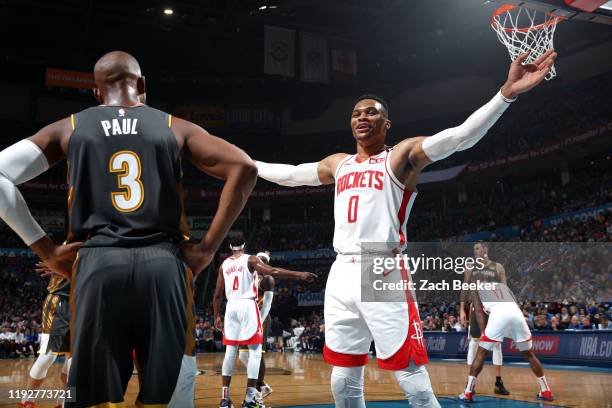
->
xmin=255 ymin=161 xmax=321 ymax=187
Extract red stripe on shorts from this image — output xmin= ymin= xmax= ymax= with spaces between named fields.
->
xmin=323 ymin=344 xmax=368 ymax=367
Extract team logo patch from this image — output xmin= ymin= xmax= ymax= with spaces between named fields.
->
xmin=369 ymin=157 xmax=385 ymax=164
xmin=411 ymin=320 xmax=424 ymax=348
xmin=118 ymin=108 xmax=126 ymax=117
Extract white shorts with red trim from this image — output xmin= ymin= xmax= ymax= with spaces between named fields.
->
xmin=323 ymin=256 xmax=429 ymax=370
xmin=223 ymin=298 xmax=263 ymax=346
xmin=480 ymin=302 xmax=531 ymax=348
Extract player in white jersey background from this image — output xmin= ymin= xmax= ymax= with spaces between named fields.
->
xmin=458 ymin=278 xmax=554 ymax=403
xmin=459 ymin=241 xmax=510 ymax=396
xmin=254 ymin=49 xmax=557 ymax=407
xmin=213 ymin=238 xmax=316 ymax=408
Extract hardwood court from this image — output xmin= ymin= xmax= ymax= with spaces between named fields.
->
xmin=1 ymin=353 xmax=610 ymax=407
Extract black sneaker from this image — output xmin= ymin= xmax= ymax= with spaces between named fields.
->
xmin=220 ymin=398 xmax=235 ymax=408
xmin=495 ymin=379 xmax=510 ymax=395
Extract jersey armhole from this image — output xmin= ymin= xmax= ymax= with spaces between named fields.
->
xmin=385 ymin=148 xmax=418 ymax=193
xmin=66 ymin=113 xmax=78 ymax=157
xmin=333 ymin=154 xmax=354 ymax=181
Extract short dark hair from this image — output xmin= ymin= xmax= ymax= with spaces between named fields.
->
xmin=356 ymin=94 xmax=389 ymax=115
xmin=229 ymin=236 xmax=245 ymax=248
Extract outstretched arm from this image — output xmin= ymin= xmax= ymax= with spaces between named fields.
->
xmin=0 ymin=118 xmax=80 ymax=277
xmin=255 ymin=153 xmax=348 ymax=186
xmin=391 ymin=49 xmax=557 ymax=174
xmin=174 ymin=117 xmax=258 ymax=274
xmin=248 ymin=255 xmax=317 ymax=282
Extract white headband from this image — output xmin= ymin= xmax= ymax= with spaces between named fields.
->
xmin=256 ymin=252 xmax=270 ymax=262
xmin=229 ymin=243 xmax=245 ymax=251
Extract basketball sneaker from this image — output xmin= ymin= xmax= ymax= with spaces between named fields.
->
xmin=494 ymin=378 xmax=510 ymax=395
xmin=537 ymin=390 xmax=554 ymax=401
xmin=458 ymin=391 xmax=473 ymax=403
xmin=242 ymin=392 xmax=266 ymax=408
xmin=260 ymin=383 xmax=273 ymax=398
xmin=220 ymin=398 xmax=235 ymax=408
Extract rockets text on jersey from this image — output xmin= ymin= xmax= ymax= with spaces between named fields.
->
xmin=333 ymin=148 xmax=417 ymax=255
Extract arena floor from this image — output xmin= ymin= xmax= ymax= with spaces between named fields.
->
xmin=1 ymin=352 xmax=610 ymax=407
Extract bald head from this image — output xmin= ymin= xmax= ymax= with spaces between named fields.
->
xmin=93 ymin=51 xmax=145 ymax=105
xmin=94 ymin=51 xmax=141 ymax=87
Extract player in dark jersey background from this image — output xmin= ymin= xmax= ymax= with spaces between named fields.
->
xmin=0 ymin=51 xmax=257 ymax=407
xmin=460 ymin=241 xmax=510 ymax=396
xmin=18 ymin=274 xmax=71 ymax=408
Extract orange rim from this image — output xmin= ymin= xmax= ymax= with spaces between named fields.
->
xmin=491 ymin=4 xmax=564 ymax=33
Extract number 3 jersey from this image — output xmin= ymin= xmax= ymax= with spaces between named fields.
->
xmin=333 ymin=148 xmax=417 ymax=255
xmin=67 ymin=105 xmax=188 ymax=247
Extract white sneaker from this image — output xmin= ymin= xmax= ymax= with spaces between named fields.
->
xmin=260 ymin=383 xmax=273 ymax=398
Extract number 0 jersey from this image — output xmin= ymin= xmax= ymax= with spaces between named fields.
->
xmin=67 ymin=105 xmax=189 ymax=247
xmin=222 ymin=254 xmax=258 ymax=300
xmin=333 ymin=148 xmax=417 ymax=255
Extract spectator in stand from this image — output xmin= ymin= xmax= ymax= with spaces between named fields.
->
xmin=0 ymin=326 xmax=14 ymax=358
xmin=559 ymin=307 xmax=571 ymax=329
xmin=26 ymin=327 xmax=38 ymax=352
xmin=533 ymin=314 xmax=551 ymax=331
xmin=598 ymin=315 xmax=611 ymax=330
xmin=202 ymin=321 xmax=216 ymax=352
xmin=195 ymin=323 xmax=204 ymax=352
xmin=580 ymin=316 xmax=592 ymax=330
xmin=550 ymin=315 xmax=561 ymax=331
xmin=568 ymin=315 xmax=581 ymax=330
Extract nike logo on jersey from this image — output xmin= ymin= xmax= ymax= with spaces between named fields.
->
xmin=336 ymin=170 xmax=384 ymax=195
xmin=101 ymin=118 xmax=138 ymax=137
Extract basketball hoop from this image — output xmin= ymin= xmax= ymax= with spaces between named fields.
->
xmin=491 ymin=4 xmax=563 ymax=80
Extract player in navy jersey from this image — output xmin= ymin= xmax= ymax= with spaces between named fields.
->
xmin=0 ymin=50 xmax=257 ymax=407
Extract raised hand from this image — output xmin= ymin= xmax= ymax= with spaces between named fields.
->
xmin=501 ymin=49 xmax=558 ymax=99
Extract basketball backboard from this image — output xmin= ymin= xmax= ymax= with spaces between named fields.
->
xmin=489 ymin=0 xmax=612 ymax=25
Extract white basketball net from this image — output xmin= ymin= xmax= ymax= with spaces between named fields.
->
xmin=491 ymin=5 xmax=562 ymax=80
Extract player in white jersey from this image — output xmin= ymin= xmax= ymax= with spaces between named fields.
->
xmin=459 ymin=242 xmax=510 ymax=396
xmin=459 ymin=253 xmax=553 ymax=402
xmin=213 ymin=238 xmax=316 ymax=408
xmin=254 ymin=49 xmax=556 ymax=407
